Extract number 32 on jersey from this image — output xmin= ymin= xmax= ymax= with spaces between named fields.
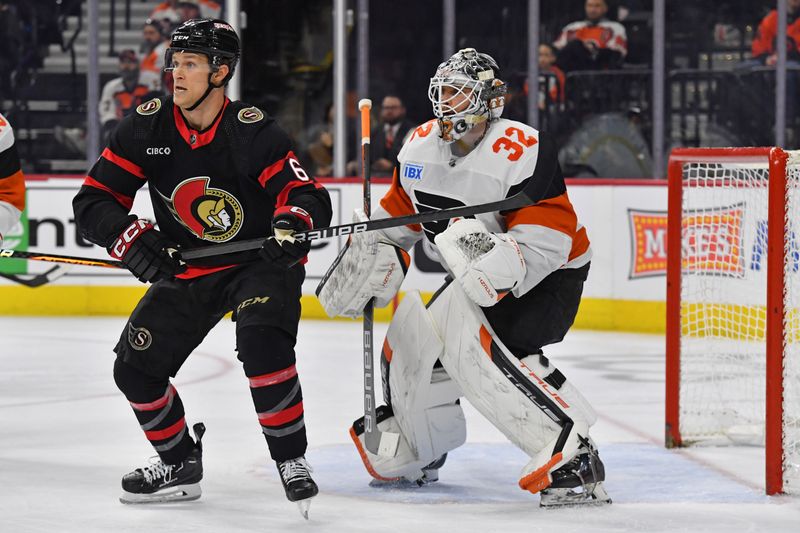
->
xmin=492 ymin=126 xmax=537 ymax=162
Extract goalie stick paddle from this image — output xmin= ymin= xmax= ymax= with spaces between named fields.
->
xmin=181 ymin=186 xmax=535 ymax=261
xmin=0 ymin=248 xmax=123 ymax=269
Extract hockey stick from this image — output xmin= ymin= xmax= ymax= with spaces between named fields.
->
xmin=0 ymin=187 xmax=536 ymax=268
xmin=0 ymin=248 xmax=123 ymax=268
xmin=359 ymin=99 xmax=400 ymax=457
xmin=0 ymin=264 xmax=73 ymax=288
xmin=181 ymin=186 xmax=536 ymax=261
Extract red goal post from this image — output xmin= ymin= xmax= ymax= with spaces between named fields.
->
xmin=665 ymin=147 xmax=799 ymax=496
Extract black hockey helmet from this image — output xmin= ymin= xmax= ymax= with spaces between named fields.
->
xmin=166 ymin=18 xmax=240 ymax=84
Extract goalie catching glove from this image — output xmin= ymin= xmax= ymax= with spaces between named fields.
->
xmin=434 ymin=218 xmax=526 ymax=307
xmin=109 ymin=218 xmax=186 ymax=283
xmin=316 ymin=209 xmax=410 ymax=318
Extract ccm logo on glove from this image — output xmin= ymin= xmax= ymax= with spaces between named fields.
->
xmin=110 ymin=219 xmax=153 ymax=259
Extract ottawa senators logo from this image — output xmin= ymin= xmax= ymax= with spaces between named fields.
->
xmin=136 ymin=98 xmax=161 ymax=116
xmin=238 ymin=107 xmax=264 ymax=124
xmin=158 ymin=177 xmax=244 ymax=242
xmin=127 ymin=323 xmax=152 ymax=351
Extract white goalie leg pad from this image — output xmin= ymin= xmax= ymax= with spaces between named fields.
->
xmin=350 ymin=291 xmax=466 ymax=481
xmin=434 ymin=218 xmax=526 ymax=307
xmin=428 ymin=281 xmax=598 ymax=494
xmin=316 ymin=208 xmax=410 ymax=318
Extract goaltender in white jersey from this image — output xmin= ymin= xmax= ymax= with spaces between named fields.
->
xmin=318 ymin=48 xmax=608 ymax=507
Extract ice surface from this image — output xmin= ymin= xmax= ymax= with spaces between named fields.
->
xmin=1 ymin=317 xmax=798 ymax=532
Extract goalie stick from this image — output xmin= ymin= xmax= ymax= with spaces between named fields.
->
xmin=0 ymin=264 xmax=73 ymax=288
xmin=358 ymin=99 xmax=400 ymax=457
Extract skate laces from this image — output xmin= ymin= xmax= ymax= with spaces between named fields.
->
xmin=279 ymin=457 xmax=313 ymax=483
xmin=140 ymin=457 xmax=175 ymax=484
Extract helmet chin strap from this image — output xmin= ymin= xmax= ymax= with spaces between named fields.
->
xmin=185 ymin=72 xmax=225 ymax=112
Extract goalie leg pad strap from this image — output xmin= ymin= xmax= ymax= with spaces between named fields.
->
xmin=427 ymin=281 xmax=597 ymax=493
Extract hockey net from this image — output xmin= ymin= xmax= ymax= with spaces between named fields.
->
xmin=665 ymin=147 xmax=800 ymax=496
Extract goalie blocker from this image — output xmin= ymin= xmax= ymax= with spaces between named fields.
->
xmin=316 ymin=209 xmax=410 ymax=318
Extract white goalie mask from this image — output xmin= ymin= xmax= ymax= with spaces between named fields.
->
xmin=427 ymin=48 xmax=507 ymax=143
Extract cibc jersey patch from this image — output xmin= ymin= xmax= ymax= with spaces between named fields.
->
xmin=74 ymin=96 xmax=332 ymax=267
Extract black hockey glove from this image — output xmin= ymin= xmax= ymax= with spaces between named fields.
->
xmin=108 ymin=219 xmax=186 ymax=283
xmin=259 ymin=206 xmax=313 ymax=268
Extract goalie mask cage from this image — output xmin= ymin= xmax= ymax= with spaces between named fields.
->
xmin=666 ymin=147 xmax=800 ymax=496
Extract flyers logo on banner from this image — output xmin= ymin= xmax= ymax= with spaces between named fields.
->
xmin=628 ymin=209 xmax=668 ymax=279
xmin=682 ymin=203 xmax=745 ymax=277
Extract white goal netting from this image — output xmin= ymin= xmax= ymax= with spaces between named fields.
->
xmin=678 ymin=152 xmax=800 ymax=494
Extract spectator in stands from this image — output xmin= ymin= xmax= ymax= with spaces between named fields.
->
xmin=553 ymin=0 xmax=627 ymax=72
xmin=751 ymin=0 xmax=800 ymax=66
xmin=525 ymin=43 xmax=566 ymax=110
xmin=177 ymin=2 xmax=202 ymax=23
xmin=306 ymin=103 xmax=335 ymax=177
xmin=0 ymin=1 xmax=22 ymax=95
xmin=150 ymin=0 xmax=221 ymax=26
xmin=99 ymin=50 xmax=161 ymax=144
xmin=140 ymin=18 xmax=169 ymax=75
xmin=370 ymin=95 xmax=414 ymax=176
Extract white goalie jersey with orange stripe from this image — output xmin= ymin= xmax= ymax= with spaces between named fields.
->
xmin=375 ymin=118 xmax=591 ymax=297
xmin=0 ymin=113 xmax=26 ymax=244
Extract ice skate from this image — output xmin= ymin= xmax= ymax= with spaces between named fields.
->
xmin=539 ymin=439 xmax=611 ymax=508
xmin=277 ymin=456 xmax=318 ymax=519
xmin=418 ymin=453 xmax=448 ymax=485
xmin=119 ymin=422 xmax=205 ymax=504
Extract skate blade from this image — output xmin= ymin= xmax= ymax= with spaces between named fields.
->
xmin=296 ymin=496 xmax=315 ymax=520
xmin=539 ymin=483 xmax=612 ymax=509
xmin=119 ymin=483 xmax=201 ymax=504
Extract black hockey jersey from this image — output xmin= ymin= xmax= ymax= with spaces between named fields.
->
xmin=73 ymin=96 xmax=332 ymax=271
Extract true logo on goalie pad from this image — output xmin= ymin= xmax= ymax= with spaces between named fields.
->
xmin=127 ymin=323 xmax=152 ymax=351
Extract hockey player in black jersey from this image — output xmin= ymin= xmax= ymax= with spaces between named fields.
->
xmin=72 ymin=19 xmax=330 ymax=518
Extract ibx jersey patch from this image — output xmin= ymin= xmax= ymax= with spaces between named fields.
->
xmin=157 ymin=176 xmax=244 ymax=242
